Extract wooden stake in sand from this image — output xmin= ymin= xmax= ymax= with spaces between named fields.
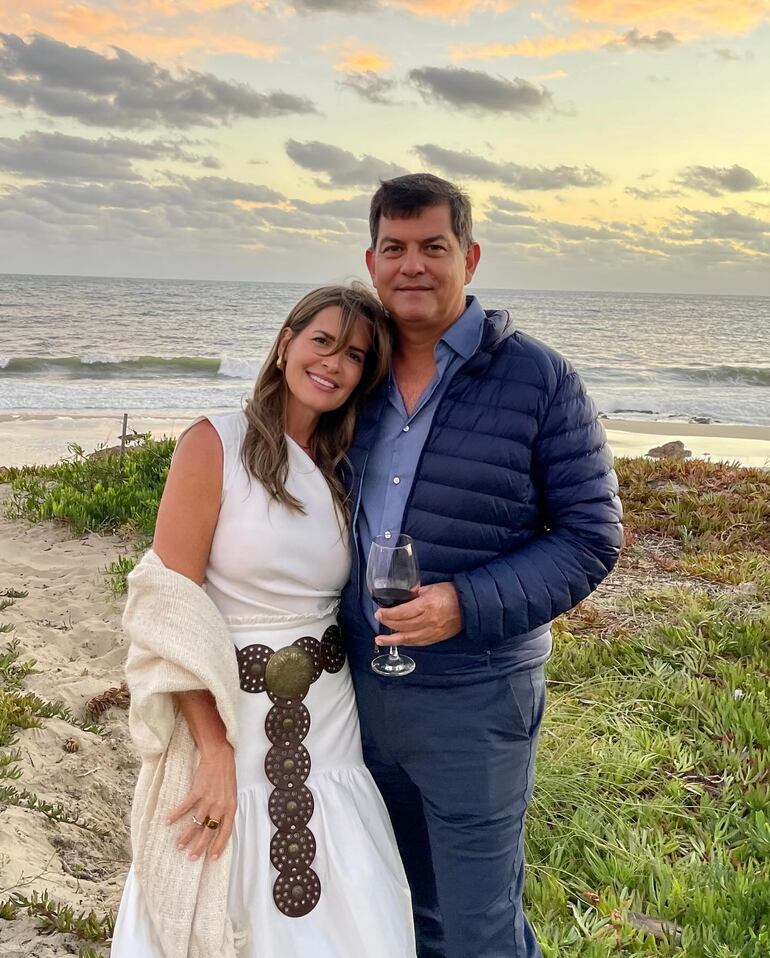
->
xmin=119 ymin=413 xmax=129 ymax=465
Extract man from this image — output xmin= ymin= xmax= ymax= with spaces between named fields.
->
xmin=339 ymin=174 xmax=623 ymax=958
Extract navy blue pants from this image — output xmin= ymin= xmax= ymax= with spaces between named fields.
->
xmin=352 ymin=666 xmax=546 ymax=958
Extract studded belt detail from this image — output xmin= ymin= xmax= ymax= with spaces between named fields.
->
xmin=235 ymin=625 xmax=346 ymax=917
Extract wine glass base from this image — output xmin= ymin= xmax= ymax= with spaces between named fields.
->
xmin=371 ymin=653 xmax=416 ymax=677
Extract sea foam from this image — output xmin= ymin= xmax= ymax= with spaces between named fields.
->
xmin=217 ymin=358 xmax=262 ymax=379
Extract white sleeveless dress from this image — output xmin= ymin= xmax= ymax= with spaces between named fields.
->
xmin=111 ymin=411 xmax=415 ymax=957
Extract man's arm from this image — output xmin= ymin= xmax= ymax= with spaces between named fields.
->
xmin=377 ymin=365 xmax=622 ymax=647
xmin=454 ymin=366 xmax=622 ymax=647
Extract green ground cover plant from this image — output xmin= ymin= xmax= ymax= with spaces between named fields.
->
xmin=1 ymin=443 xmax=768 ymax=955
xmin=5 ymin=438 xmax=174 ymax=537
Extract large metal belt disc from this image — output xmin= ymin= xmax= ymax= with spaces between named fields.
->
xmin=268 ymin=784 xmax=314 ymax=833
xmin=270 ymin=826 xmax=317 ymax=872
xmin=265 ymin=645 xmax=314 ymax=701
xmin=235 ymin=644 xmax=273 ymax=694
xmin=321 ymin=625 xmax=346 ymax=674
xmin=265 ymin=702 xmax=311 ymax=747
xmin=292 ymin=636 xmax=323 ymax=682
xmin=273 ymin=867 xmax=322 ymax=918
xmin=265 ymin=744 xmax=311 ymax=789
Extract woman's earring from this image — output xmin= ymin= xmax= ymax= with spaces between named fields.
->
xmin=276 ymin=354 xmax=283 ymax=370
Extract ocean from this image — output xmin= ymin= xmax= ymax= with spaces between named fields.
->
xmin=1 ymin=274 xmax=769 ymax=426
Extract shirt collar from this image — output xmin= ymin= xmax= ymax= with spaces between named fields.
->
xmin=439 ymin=295 xmax=485 ymax=360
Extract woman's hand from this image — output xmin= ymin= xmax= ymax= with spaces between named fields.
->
xmin=168 ymin=740 xmax=237 ymax=861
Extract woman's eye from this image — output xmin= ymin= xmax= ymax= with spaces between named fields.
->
xmin=348 ymin=351 xmax=364 ymax=363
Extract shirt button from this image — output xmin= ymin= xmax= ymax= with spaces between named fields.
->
xmin=403 ymin=425 xmax=410 ymax=432
xmin=384 ymin=531 xmax=392 ymax=540
xmin=393 ymin=477 xmax=400 ymax=484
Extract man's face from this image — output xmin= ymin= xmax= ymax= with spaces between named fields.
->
xmin=365 ymin=204 xmax=480 ymax=334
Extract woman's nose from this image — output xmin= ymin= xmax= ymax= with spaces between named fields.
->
xmin=321 ymin=352 xmax=339 ymax=370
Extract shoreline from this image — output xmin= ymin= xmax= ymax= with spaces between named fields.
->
xmin=1 ymin=409 xmax=769 ymax=469
xmin=604 ymin=418 xmax=770 ymax=469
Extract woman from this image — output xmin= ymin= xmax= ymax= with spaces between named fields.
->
xmin=112 ymin=284 xmax=415 ymax=957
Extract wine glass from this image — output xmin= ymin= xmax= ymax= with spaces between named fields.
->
xmin=366 ymin=534 xmax=419 ymax=677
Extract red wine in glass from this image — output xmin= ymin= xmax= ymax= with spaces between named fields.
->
xmin=371 ymin=587 xmax=418 ymax=608
xmin=366 ymin=534 xmax=419 ymax=677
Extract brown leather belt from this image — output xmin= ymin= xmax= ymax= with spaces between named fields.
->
xmin=235 ymin=625 xmax=346 ymax=917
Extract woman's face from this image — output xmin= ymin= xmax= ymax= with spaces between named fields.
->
xmin=279 ymin=305 xmax=371 ymax=421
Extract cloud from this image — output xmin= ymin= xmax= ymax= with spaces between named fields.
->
xmin=671 ymin=207 xmax=770 ymax=241
xmin=714 ymin=47 xmax=754 ymax=60
xmin=533 ymin=70 xmax=569 ymax=80
xmin=451 ymin=26 xmax=680 ymax=61
xmin=337 ymin=71 xmax=398 ymax=104
xmin=0 ymin=130 xmax=220 ymax=181
xmin=451 ymin=1 xmax=768 ymax=62
xmin=293 ymin=195 xmax=371 ymax=218
xmin=609 ymin=28 xmax=679 ymax=50
xmin=0 ymin=173 xmax=373 ymax=255
xmin=0 ymin=2 xmax=283 ymax=62
xmin=568 ymin=0 xmax=770 ymax=37
xmin=292 ymin=0 xmax=376 ymax=11
xmin=176 ymin=176 xmax=284 ymax=205
xmin=285 ymin=139 xmax=409 ymax=189
xmin=675 ymin=164 xmax=766 ymax=196
xmin=414 ymin=144 xmax=608 ymax=190
xmin=334 ymin=48 xmax=392 ymax=72
xmin=624 ymin=185 xmax=683 ymax=201
xmin=0 ymin=33 xmax=315 ymax=129
xmin=450 ymin=30 xmax=615 ymax=60
xmin=393 ymin=0 xmax=510 ymax=15
xmin=291 ymin=0 xmax=510 ymax=16
xmin=408 ymin=67 xmax=552 ymax=115
xmin=488 ymin=195 xmax=532 ymax=213
xmin=476 ymin=204 xmax=770 ymax=275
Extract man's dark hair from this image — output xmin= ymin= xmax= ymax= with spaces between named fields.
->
xmin=369 ymin=173 xmax=474 ymax=251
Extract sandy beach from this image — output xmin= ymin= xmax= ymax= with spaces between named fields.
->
xmin=603 ymin=418 xmax=770 ymax=469
xmin=0 ymin=484 xmax=134 ymax=957
xmin=2 ymin=409 xmax=769 ymax=470
xmin=1 ymin=449 xmax=768 ymax=954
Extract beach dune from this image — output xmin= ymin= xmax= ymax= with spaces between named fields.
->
xmin=0 ymin=485 xmax=134 ymax=957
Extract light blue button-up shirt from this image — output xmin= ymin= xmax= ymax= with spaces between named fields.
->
xmin=357 ymin=296 xmax=485 ymax=630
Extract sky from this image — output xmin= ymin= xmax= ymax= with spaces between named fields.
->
xmin=0 ymin=1 xmax=769 ymax=294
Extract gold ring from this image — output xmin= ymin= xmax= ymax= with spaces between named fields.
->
xmin=192 ymin=815 xmax=205 ymax=827
xmin=203 ymin=816 xmax=220 ymax=830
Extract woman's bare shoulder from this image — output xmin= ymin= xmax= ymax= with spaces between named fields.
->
xmin=153 ymin=419 xmax=224 ymax=584
xmin=174 ymin=418 xmax=223 ymax=466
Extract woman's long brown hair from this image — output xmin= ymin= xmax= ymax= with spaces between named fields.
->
xmin=241 ymin=283 xmax=391 ymax=522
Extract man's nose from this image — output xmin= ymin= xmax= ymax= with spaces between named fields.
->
xmin=400 ymin=248 xmax=425 ymax=275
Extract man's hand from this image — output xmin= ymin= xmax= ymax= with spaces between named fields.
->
xmin=375 ymin=582 xmax=462 ymax=647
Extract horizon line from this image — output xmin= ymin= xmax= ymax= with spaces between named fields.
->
xmin=1 ymin=270 xmax=769 ymax=301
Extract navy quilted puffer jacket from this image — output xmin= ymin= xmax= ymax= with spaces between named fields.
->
xmin=340 ymin=308 xmax=623 ymax=685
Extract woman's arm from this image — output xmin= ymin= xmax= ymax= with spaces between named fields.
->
xmin=152 ymin=420 xmax=235 ymax=861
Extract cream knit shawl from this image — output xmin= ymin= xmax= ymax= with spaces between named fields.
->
xmin=123 ymin=549 xmax=241 ymax=958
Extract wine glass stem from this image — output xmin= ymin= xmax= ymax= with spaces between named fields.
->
xmin=389 ymin=645 xmax=399 ymax=661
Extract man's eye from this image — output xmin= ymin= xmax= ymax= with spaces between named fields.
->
xmin=382 ymin=245 xmax=401 ymax=253
xmin=427 ymin=245 xmax=446 ymax=252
